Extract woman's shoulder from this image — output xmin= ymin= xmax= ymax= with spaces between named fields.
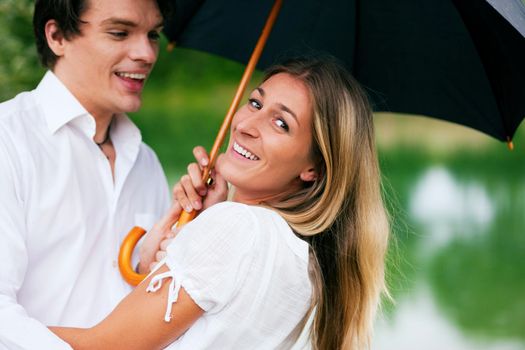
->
xmin=185 ymin=202 xmax=308 ymax=260
xmin=195 ymin=202 xmax=256 ymax=227
xmin=211 ymin=203 xmax=310 ymax=263
xmin=199 ymin=202 xmax=294 ymax=234
xmin=197 ymin=201 xmax=284 ymax=225
xmin=176 ymin=202 xmax=260 ymax=247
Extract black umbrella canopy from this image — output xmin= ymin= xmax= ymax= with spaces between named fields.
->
xmin=164 ymin=0 xmax=525 ymax=143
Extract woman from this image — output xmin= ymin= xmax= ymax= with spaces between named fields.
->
xmin=52 ymin=56 xmax=390 ymax=349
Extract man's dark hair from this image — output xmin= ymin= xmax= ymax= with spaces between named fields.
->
xmin=33 ymin=0 xmax=173 ymax=69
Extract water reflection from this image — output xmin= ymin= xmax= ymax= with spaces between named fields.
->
xmin=374 ymin=159 xmax=525 ymax=349
xmin=374 ymin=288 xmax=524 ymax=350
xmin=410 ymin=166 xmax=494 ymax=252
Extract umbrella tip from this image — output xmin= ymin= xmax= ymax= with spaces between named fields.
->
xmin=506 ymin=137 xmax=514 ymax=151
xmin=167 ymin=42 xmax=176 ymax=52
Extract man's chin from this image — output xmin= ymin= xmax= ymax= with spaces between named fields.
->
xmin=119 ymin=98 xmax=143 ymax=114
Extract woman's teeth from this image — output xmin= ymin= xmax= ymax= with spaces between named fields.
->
xmin=233 ymin=142 xmax=259 ymax=160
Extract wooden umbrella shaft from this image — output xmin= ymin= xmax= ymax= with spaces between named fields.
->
xmin=177 ymin=0 xmax=283 ymax=225
xmin=206 ymin=0 xmax=283 ymax=172
xmin=119 ymin=0 xmax=283 ymax=286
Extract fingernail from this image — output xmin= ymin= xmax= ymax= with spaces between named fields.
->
xmin=193 ymin=200 xmax=202 ymax=210
xmin=184 ymin=205 xmax=193 ymax=212
xmin=199 ymin=189 xmax=207 ymax=196
xmin=201 ymin=158 xmax=208 ymax=166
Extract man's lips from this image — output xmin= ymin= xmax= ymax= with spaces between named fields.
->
xmin=115 ymin=71 xmax=147 ymax=92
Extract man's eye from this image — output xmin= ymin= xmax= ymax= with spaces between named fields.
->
xmin=109 ymin=31 xmax=127 ymax=38
xmin=275 ymin=118 xmax=289 ymax=132
xmin=249 ymin=98 xmax=262 ymax=109
xmin=148 ymin=31 xmax=161 ymax=41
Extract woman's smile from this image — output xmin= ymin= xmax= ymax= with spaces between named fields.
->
xmin=231 ymin=141 xmax=260 ymax=161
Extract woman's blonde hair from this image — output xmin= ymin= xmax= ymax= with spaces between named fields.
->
xmin=265 ymin=56 xmax=390 ymax=349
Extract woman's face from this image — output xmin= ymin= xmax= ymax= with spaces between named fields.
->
xmin=216 ymin=72 xmax=317 ymax=204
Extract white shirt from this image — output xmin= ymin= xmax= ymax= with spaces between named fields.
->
xmin=0 ymin=71 xmax=170 ymax=349
xmin=147 ymin=202 xmax=312 ymax=349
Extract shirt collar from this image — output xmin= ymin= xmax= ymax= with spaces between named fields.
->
xmin=33 ymin=71 xmax=142 ymax=148
xmin=34 ymin=70 xmax=89 ymax=134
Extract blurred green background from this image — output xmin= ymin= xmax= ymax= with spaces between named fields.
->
xmin=1 ymin=1 xmax=524 ymax=349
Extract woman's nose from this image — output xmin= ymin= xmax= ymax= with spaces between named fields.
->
xmin=235 ymin=113 xmax=261 ymax=138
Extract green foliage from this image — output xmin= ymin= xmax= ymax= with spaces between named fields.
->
xmin=0 ymin=0 xmax=45 ymax=101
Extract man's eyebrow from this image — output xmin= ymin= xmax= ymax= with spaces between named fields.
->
xmin=254 ymin=87 xmax=299 ymax=124
xmin=101 ymin=18 xmax=137 ymax=27
xmin=101 ymin=17 xmax=164 ymax=29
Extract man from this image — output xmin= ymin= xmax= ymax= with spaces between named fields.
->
xmin=0 ymin=0 xmax=173 ymax=348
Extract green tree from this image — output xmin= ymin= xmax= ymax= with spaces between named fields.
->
xmin=0 ymin=0 xmax=45 ymax=101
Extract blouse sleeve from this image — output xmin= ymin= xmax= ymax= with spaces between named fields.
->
xmin=146 ymin=202 xmax=258 ymax=320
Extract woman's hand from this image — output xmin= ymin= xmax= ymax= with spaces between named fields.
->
xmin=138 ymin=146 xmax=228 ymax=274
xmin=173 ymin=146 xmax=228 ymax=214
xmin=138 ymin=203 xmax=181 ymax=274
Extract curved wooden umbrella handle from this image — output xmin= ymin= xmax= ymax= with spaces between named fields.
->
xmin=118 ymin=226 xmax=147 ymax=286
xmin=118 ymin=0 xmax=283 ymax=286
xmin=118 ymin=212 xmax=197 ymax=286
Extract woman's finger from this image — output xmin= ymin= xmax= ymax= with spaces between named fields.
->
xmin=180 ymin=172 xmax=203 ymax=211
xmin=160 ymin=237 xmax=174 ymax=251
xmin=188 ymin=163 xmax=207 ymax=197
xmin=203 ymin=170 xmax=228 ymax=209
xmin=155 ymin=250 xmax=167 ymax=262
xmin=173 ymin=175 xmax=195 ymax=213
xmin=193 ymin=146 xmax=209 ymax=168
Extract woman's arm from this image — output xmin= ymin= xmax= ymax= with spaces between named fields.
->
xmin=51 ymin=264 xmax=204 ymax=350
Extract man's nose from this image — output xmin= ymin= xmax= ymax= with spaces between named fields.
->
xmin=129 ymin=36 xmax=158 ymax=64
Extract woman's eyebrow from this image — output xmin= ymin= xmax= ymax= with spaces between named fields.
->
xmin=278 ymin=103 xmax=298 ymax=124
xmin=255 ymin=87 xmax=298 ymax=123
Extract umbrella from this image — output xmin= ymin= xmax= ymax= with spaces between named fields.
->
xmin=119 ymin=0 xmax=525 ymax=285
xmin=164 ymin=0 xmax=525 ymax=146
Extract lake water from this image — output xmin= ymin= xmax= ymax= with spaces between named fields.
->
xmin=373 ymin=145 xmax=525 ymax=349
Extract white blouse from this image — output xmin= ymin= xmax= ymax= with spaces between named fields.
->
xmin=148 ymin=202 xmax=312 ymax=349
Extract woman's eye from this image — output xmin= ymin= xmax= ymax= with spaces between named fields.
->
xmin=249 ymin=98 xmax=262 ymax=109
xmin=275 ymin=118 xmax=289 ymax=132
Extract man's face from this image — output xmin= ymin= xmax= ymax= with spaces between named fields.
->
xmin=53 ymin=0 xmax=163 ymax=119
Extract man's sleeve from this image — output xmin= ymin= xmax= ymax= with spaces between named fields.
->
xmin=0 ymin=139 xmax=72 ymax=350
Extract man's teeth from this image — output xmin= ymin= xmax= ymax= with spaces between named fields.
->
xmin=233 ymin=142 xmax=259 ymax=160
xmin=117 ymin=72 xmax=146 ymax=80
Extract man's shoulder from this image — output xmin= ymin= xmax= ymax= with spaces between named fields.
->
xmin=0 ymin=90 xmax=39 ymax=128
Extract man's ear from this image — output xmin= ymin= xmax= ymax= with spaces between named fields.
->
xmin=299 ymin=167 xmax=318 ymax=182
xmin=45 ymin=19 xmax=67 ymax=57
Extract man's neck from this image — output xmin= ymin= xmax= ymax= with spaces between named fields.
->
xmin=93 ymin=114 xmax=114 ymax=145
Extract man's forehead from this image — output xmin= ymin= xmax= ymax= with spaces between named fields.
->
xmin=81 ymin=0 xmax=163 ymax=24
